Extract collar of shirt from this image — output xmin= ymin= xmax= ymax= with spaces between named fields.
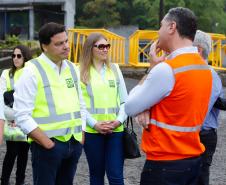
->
xmin=39 ymin=53 xmax=68 ymax=74
xmin=167 ymin=46 xmax=198 ymax=60
xmin=100 ymin=63 xmax=107 ymax=80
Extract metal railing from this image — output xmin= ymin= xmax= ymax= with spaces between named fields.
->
xmin=128 ymin=30 xmax=226 ymax=68
xmin=67 ymin=29 xmax=226 ymax=70
xmin=129 ymin=30 xmax=159 ymax=67
xmin=68 ymin=29 xmax=125 ymax=65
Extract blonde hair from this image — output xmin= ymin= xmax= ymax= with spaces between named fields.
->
xmin=80 ymin=33 xmax=110 ymax=85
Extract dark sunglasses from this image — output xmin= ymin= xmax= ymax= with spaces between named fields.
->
xmin=93 ymin=44 xmax=111 ymax=50
xmin=12 ymin=54 xmax=22 ymax=59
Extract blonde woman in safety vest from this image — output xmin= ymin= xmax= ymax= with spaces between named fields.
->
xmin=80 ymin=33 xmax=128 ymax=185
xmin=0 ymin=45 xmax=31 ymax=185
xmin=13 ymin=23 xmax=87 ymax=185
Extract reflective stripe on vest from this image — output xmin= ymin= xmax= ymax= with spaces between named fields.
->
xmin=150 ymin=119 xmax=201 ymax=132
xmin=174 ymin=64 xmax=210 ymax=74
xmin=150 ymin=64 xmax=209 ymax=132
xmin=31 ymin=59 xmax=81 ymax=129
xmin=44 ymin=125 xmax=82 ymax=138
xmin=86 ymin=64 xmax=120 ymax=114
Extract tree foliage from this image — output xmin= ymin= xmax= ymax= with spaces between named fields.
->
xmin=76 ymin=0 xmax=226 ymax=33
xmin=77 ymin=0 xmax=120 ymax=27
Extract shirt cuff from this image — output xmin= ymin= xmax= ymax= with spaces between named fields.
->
xmin=87 ymin=116 xmax=97 ymax=128
xmin=16 ymin=117 xmax=38 ymax=135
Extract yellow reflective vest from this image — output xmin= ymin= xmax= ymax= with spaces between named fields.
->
xmin=5 ymin=69 xmax=23 ymax=91
xmin=81 ymin=63 xmax=123 ymax=133
xmin=3 ymin=69 xmax=27 ymax=141
xmin=27 ymin=58 xmax=83 ymax=142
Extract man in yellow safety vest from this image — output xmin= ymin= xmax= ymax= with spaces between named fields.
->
xmin=13 ymin=22 xmax=87 ymax=185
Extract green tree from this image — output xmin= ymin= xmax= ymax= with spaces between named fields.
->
xmin=75 ymin=0 xmax=226 ymax=33
xmin=116 ymin=0 xmax=134 ymax=25
xmin=77 ymin=0 xmax=120 ymax=27
xmin=130 ymin=0 xmax=159 ymax=29
xmin=185 ymin=0 xmax=226 ymax=33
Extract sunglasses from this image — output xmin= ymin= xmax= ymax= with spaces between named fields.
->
xmin=93 ymin=44 xmax=111 ymax=50
xmin=12 ymin=54 xmax=22 ymax=59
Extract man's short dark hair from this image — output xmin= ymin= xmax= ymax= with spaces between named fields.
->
xmin=166 ymin=7 xmax=197 ymax=41
xmin=38 ymin=22 xmax=66 ymax=51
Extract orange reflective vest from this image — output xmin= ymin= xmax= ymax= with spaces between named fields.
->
xmin=141 ymin=53 xmax=212 ymax=161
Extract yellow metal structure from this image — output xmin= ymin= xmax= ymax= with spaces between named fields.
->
xmin=209 ymin=33 xmax=226 ymax=67
xmin=68 ymin=29 xmax=125 ymax=65
xmin=129 ymin=30 xmax=159 ymax=67
xmin=67 ymin=29 xmax=226 ymax=69
xmin=128 ymin=30 xmax=226 ymax=68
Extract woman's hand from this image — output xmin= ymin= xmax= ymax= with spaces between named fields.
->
xmin=109 ymin=120 xmax=121 ymax=129
xmin=94 ymin=121 xmax=114 ymax=134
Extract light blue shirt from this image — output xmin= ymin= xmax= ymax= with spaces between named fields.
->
xmin=202 ymin=68 xmax=222 ymax=130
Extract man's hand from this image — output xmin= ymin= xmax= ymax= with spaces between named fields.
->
xmin=81 ymin=131 xmax=85 ymax=145
xmin=0 ymin=119 xmax=5 ymax=144
xmin=94 ymin=121 xmax=114 ymax=134
xmin=149 ymin=40 xmax=166 ymax=65
xmin=135 ymin=111 xmax=150 ymax=129
xmin=28 ymin=127 xmax=55 ymax=149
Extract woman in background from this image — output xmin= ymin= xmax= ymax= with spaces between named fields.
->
xmin=0 ymin=45 xmax=32 ymax=185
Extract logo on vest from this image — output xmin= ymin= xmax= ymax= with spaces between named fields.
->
xmin=66 ymin=78 xmax=75 ymax=88
xmin=108 ymin=80 xmax=115 ymax=88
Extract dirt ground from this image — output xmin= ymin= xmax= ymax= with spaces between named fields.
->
xmin=0 ymin=77 xmax=226 ymax=185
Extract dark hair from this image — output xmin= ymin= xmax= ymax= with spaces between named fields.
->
xmin=166 ymin=7 xmax=197 ymax=41
xmin=38 ymin=22 xmax=66 ymax=51
xmin=9 ymin=45 xmax=32 ymax=78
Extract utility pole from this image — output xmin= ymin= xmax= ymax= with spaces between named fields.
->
xmin=159 ymin=0 xmax=164 ymax=26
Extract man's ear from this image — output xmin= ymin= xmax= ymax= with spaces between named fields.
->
xmin=168 ymin=21 xmax=176 ymax=34
xmin=42 ymin=44 xmax=47 ymax=52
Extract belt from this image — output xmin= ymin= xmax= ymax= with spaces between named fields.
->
xmin=200 ymin=128 xmax=217 ymax=135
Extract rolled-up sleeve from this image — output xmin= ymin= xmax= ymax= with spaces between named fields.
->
xmin=125 ymin=62 xmax=175 ymax=116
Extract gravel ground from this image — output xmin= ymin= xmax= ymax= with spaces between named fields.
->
xmin=0 ymin=77 xmax=226 ymax=185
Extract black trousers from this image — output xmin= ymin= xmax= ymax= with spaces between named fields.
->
xmin=1 ymin=141 xmax=30 ymax=185
xmin=140 ymin=156 xmax=202 ymax=185
xmin=197 ymin=129 xmax=217 ymax=185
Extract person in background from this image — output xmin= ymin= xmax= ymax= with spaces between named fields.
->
xmin=13 ymin=22 xmax=86 ymax=185
xmin=0 ymin=45 xmax=32 ymax=185
xmin=80 ymin=33 xmax=128 ymax=185
xmin=193 ymin=30 xmax=222 ymax=185
xmin=125 ymin=7 xmax=212 ymax=185
xmin=0 ymin=92 xmax=5 ymax=145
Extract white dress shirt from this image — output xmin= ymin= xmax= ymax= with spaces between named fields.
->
xmin=0 ymin=91 xmax=5 ymax=120
xmin=0 ymin=70 xmax=15 ymax=121
xmin=13 ymin=53 xmax=87 ymax=134
xmin=125 ymin=46 xmax=199 ymax=116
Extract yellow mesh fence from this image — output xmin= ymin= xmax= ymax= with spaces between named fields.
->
xmin=68 ymin=29 xmax=125 ymax=65
xmin=68 ymin=29 xmax=226 ymax=69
